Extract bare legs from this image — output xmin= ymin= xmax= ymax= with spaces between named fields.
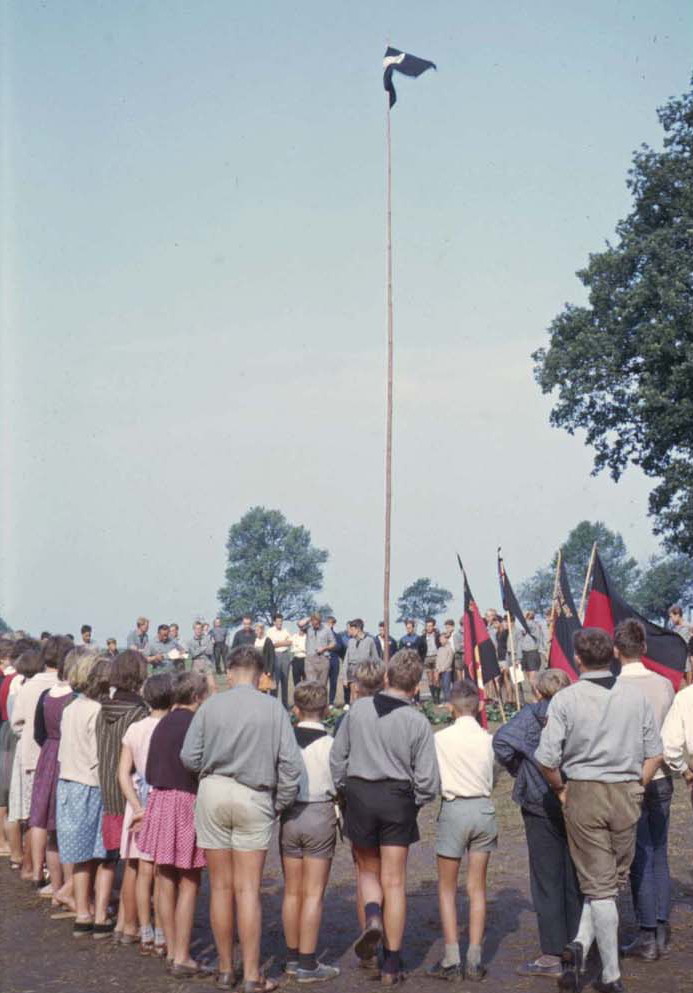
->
xmin=355 ymin=845 xmax=409 ymax=957
xmin=206 ymin=848 xmax=268 ymax=983
xmin=118 ymin=859 xmax=139 ymax=936
xmin=281 ymin=856 xmax=332 ymax=954
xmin=157 ymin=865 xmax=201 ymax=967
xmin=436 ymin=852 xmax=490 ymax=963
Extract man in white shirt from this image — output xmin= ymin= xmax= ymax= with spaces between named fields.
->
xmin=267 ymin=613 xmax=293 ymax=709
xmin=428 ymin=680 xmax=496 ymax=982
xmin=615 ymin=619 xmax=675 ymax=961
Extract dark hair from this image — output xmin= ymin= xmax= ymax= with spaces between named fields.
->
xmin=425 ymin=617 xmax=435 ymax=625
xmin=157 ymin=623 xmax=169 ymax=634
xmin=110 ymin=650 xmax=147 ymax=692
xmin=142 ymin=673 xmax=174 ymax=711
xmin=15 ymin=649 xmax=43 ymax=679
xmin=226 ymin=646 xmax=264 ymax=674
xmin=10 ymin=637 xmax=40 ymax=661
xmin=0 ymin=637 xmax=15 ymax=661
xmin=614 ymin=619 xmax=646 ymax=659
xmin=81 ymin=624 xmax=92 ymax=635
xmin=86 ymin=658 xmax=112 ymax=700
xmin=444 ymin=618 xmax=455 ymax=627
xmin=273 ymin=613 xmax=283 ymax=621
xmin=327 ymin=615 xmax=337 ymax=624
xmin=172 ymin=671 xmax=208 ymax=706
xmin=573 ymin=628 xmax=614 ymax=669
xmin=669 ymin=605 xmax=683 ymax=618
xmin=242 ymin=614 xmax=253 ymax=622
xmin=349 ymin=618 xmax=364 ymax=631
xmin=40 ymin=635 xmax=74 ymax=675
xmin=387 ymin=649 xmax=423 ymax=693
xmin=40 ymin=631 xmax=51 ymax=640
xmin=449 ymin=679 xmax=480 ymax=714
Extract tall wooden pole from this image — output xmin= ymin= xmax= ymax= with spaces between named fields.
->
xmin=506 ymin=611 xmax=522 ymax=709
xmin=383 ymin=93 xmax=394 ymax=664
xmin=545 ymin=549 xmax=562 ymax=665
xmin=579 ymin=542 xmax=597 ymax=622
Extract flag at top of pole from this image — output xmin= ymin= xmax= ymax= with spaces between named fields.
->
xmin=383 ymin=47 xmax=436 ymax=107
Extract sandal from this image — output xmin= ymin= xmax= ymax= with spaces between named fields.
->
xmin=73 ymin=921 xmax=94 ymax=937
xmin=170 ymin=962 xmax=201 ymax=978
xmin=139 ymin=940 xmax=155 ymax=956
xmin=51 ymin=909 xmax=77 ymax=920
xmin=242 ymin=980 xmax=279 ymax=993
xmin=93 ymin=919 xmax=116 ymax=940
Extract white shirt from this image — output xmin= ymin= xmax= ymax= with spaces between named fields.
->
xmin=11 ymin=670 xmax=59 ymax=772
xmin=266 ymin=625 xmax=292 ymax=654
xmin=291 ymin=632 xmax=307 ymax=659
xmin=295 ymin=721 xmax=335 ymax=803
xmin=661 ymin=684 xmax=693 ymax=775
xmin=58 ymin=696 xmax=101 ymax=786
xmin=434 ymin=715 xmax=494 ymax=799
xmin=619 ymin=661 xmax=674 ymax=780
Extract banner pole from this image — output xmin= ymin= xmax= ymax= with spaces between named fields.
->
xmin=383 ymin=92 xmax=394 ymax=665
xmin=506 ymin=611 xmax=521 ymax=709
xmin=579 ymin=542 xmax=597 ymax=622
xmin=545 ymin=549 xmax=562 ymax=665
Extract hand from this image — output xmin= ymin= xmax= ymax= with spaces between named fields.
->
xmin=556 ymin=785 xmax=567 ymax=806
xmin=130 ymin=806 xmax=144 ymax=826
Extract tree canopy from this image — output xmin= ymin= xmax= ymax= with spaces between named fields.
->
xmin=533 ymin=81 xmax=693 ymax=555
xmin=0 ymin=614 xmax=9 ymax=635
xmin=217 ymin=507 xmax=329 ymax=624
xmin=631 ymin=553 xmax=693 ymax=622
xmin=396 ymin=578 xmax=453 ymax=624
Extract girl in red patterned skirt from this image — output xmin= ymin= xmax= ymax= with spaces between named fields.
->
xmin=138 ymin=671 xmax=208 ymax=977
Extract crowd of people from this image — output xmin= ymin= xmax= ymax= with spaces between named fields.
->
xmin=0 ymin=607 xmax=692 ymax=993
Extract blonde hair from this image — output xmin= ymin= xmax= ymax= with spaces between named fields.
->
xmin=387 ymin=649 xmax=423 ymax=693
xmin=294 ymin=680 xmax=328 ymax=715
xmin=536 ymin=668 xmax=571 ymax=699
xmin=67 ymin=648 xmax=98 ymax=693
xmin=355 ymin=661 xmax=385 ymax=696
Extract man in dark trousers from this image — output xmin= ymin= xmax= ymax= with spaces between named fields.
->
xmin=535 ymin=628 xmax=662 ymax=993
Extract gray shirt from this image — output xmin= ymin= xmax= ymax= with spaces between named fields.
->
xmin=127 ymin=629 xmax=149 ymax=651
xmin=188 ymin=633 xmax=214 ymax=662
xmin=148 ymin=638 xmax=177 ymax=671
xmin=535 ymin=670 xmax=662 ymax=782
xmin=180 ymin=683 xmax=302 ymax=812
xmin=305 ymin=623 xmax=335 ymax=659
xmin=344 ymin=635 xmax=379 ymax=677
xmin=330 ymin=690 xmax=440 ymax=806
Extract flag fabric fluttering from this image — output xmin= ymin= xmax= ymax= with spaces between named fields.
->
xmin=383 ymin=46 xmax=436 ymax=108
xmin=583 ymin=550 xmax=687 ymax=689
xmin=497 ymin=550 xmax=530 ymax=636
xmin=458 ymin=556 xmax=500 ymax=729
xmin=547 ymin=557 xmax=581 ymax=682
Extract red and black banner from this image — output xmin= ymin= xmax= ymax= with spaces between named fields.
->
xmin=584 ymin=551 xmax=687 ymax=689
xmin=548 ymin=558 xmax=580 ymax=682
xmin=457 ymin=557 xmax=500 ymax=729
xmin=498 ymin=550 xmax=530 ymax=636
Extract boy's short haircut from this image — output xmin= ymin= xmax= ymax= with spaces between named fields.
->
xmin=173 ymin=670 xmax=208 ymax=706
xmin=137 ymin=616 xmax=148 ymax=627
xmin=106 ymin=638 xmax=117 ymax=646
xmin=110 ymin=649 xmax=148 ymax=692
xmin=310 ymin=612 xmax=321 ymax=624
xmin=15 ymin=649 xmax=44 ymax=679
xmin=355 ymin=661 xmax=385 ymax=695
xmin=86 ymin=657 xmax=113 ymax=700
xmin=573 ymin=628 xmax=614 ymax=669
xmin=425 ymin=616 xmax=435 ymax=625
xmin=157 ymin=623 xmax=169 ymax=634
xmin=444 ymin=619 xmax=455 ymax=627
xmin=449 ymin=679 xmax=480 ymax=714
xmin=81 ymin=624 xmax=92 ymax=635
xmin=669 ymin=605 xmax=683 ymax=618
xmin=536 ymin=668 xmax=571 ymax=699
xmin=143 ymin=672 xmax=174 ymax=711
xmin=387 ymin=649 xmax=423 ymax=693
xmin=614 ymin=618 xmax=647 ymax=659
xmin=273 ymin=612 xmax=283 ymax=621
xmin=226 ymin=645 xmax=264 ymax=673
xmin=67 ymin=648 xmax=97 ymax=693
xmin=349 ymin=618 xmax=364 ymax=631
xmin=327 ymin=615 xmax=337 ymax=624
xmin=40 ymin=635 xmax=74 ymax=674
xmin=293 ymin=680 xmax=328 ymax=714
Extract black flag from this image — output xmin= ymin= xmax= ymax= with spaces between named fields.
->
xmin=497 ymin=549 xmax=530 ymax=636
xmin=383 ymin=47 xmax=436 ymax=108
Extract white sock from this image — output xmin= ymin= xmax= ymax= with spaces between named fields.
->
xmin=590 ymin=898 xmax=620 ymax=984
xmin=442 ymin=943 xmax=460 ymax=967
xmin=574 ymin=899 xmax=595 ymax=955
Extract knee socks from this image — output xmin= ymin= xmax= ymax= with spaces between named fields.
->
xmin=574 ymin=899 xmax=595 ymax=954
xmin=590 ymin=898 xmax=620 ymax=984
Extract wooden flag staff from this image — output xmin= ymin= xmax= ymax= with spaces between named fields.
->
xmin=545 ymin=549 xmax=562 ymax=663
xmin=506 ymin=611 xmax=522 ymax=710
xmin=579 ymin=542 xmax=598 ymax=621
xmin=383 ymin=91 xmax=394 ymax=664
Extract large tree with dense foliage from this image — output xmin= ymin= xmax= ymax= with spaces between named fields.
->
xmin=533 ymin=81 xmax=693 ymax=555
xmin=631 ymin=553 xmax=693 ymax=622
xmin=0 ymin=614 xmax=9 ymax=635
xmin=218 ymin=507 xmax=329 ymax=624
xmin=396 ymin=578 xmax=453 ymax=624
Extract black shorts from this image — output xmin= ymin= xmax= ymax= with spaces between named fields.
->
xmin=522 ymin=649 xmax=541 ymax=672
xmin=344 ymin=777 xmax=419 ymax=848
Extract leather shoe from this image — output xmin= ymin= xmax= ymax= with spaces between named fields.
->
xmin=619 ymin=935 xmax=658 ymax=961
xmin=558 ymin=941 xmax=584 ymax=992
xmin=656 ymin=923 xmax=671 ymax=957
xmin=593 ymin=979 xmax=624 ymax=993
xmin=354 ymin=917 xmax=383 ymax=960
xmin=380 ymin=972 xmax=405 ymax=986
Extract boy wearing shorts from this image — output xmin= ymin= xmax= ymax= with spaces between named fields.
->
xmin=280 ymin=682 xmax=340 ymax=984
xmin=331 ymin=649 xmax=439 ymax=986
xmin=428 ymin=680 xmax=497 ymax=982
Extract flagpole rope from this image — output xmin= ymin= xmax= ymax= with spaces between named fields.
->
xmin=383 ymin=92 xmax=394 ymax=664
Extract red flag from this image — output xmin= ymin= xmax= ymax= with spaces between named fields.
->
xmin=458 ymin=556 xmax=500 ymax=728
xmin=547 ymin=557 xmax=580 ymax=682
xmin=584 ymin=551 xmax=686 ymax=689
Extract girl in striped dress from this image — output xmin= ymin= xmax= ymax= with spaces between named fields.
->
xmin=138 ymin=671 xmax=208 ymax=976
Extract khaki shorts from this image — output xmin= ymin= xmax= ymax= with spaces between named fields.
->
xmin=304 ymin=655 xmax=329 ymax=686
xmin=195 ymin=775 xmax=275 ymax=851
xmin=564 ymin=780 xmax=643 ymax=900
xmin=192 ymin=657 xmax=214 ymax=675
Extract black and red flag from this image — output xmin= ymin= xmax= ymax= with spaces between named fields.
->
xmin=547 ymin=556 xmax=580 ymax=682
xmin=457 ymin=556 xmax=500 ymax=728
xmin=583 ymin=550 xmax=686 ymax=689
xmin=497 ymin=549 xmax=530 ymax=636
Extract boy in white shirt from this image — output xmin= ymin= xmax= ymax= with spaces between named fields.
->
xmin=281 ymin=681 xmax=340 ymax=984
xmin=428 ymin=680 xmax=497 ymax=982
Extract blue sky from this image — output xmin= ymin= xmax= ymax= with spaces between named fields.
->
xmin=1 ymin=0 xmax=692 ymax=640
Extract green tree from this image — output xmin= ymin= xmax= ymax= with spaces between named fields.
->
xmin=631 ymin=553 xmax=693 ymax=622
xmin=0 ymin=614 xmax=8 ymax=635
xmin=396 ymin=578 xmax=453 ymax=624
xmin=533 ymin=81 xmax=693 ymax=555
xmin=218 ymin=507 xmax=329 ymax=624
xmin=562 ymin=521 xmax=640 ymax=599
xmin=517 ymin=566 xmax=555 ymax=613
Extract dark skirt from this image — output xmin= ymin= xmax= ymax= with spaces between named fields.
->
xmin=29 ymin=739 xmax=60 ymax=830
xmin=0 ymin=720 xmax=17 ymax=808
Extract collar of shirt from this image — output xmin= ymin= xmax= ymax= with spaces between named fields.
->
xmin=579 ymin=670 xmax=613 ymax=681
xmin=455 ymin=714 xmax=483 ymax=731
xmin=297 ymin=720 xmax=325 ymax=731
xmin=619 ymin=661 xmax=650 ymax=677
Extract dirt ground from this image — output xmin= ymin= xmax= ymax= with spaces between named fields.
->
xmin=2 ymin=771 xmax=693 ymax=993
